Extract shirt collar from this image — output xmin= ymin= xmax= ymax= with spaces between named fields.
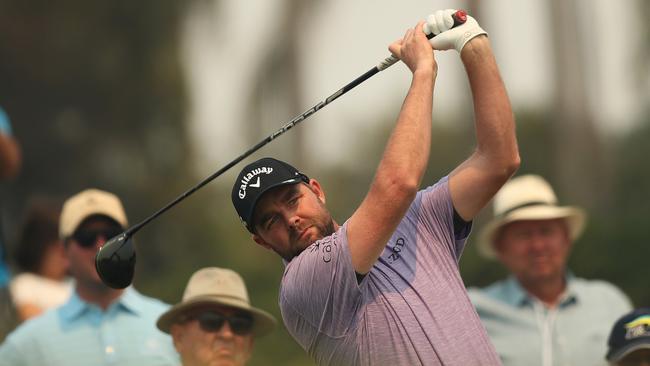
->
xmin=118 ymin=287 xmax=146 ymax=314
xmin=502 ymin=276 xmax=529 ymax=307
xmin=506 ymin=273 xmax=579 ymax=308
xmin=59 ymin=287 xmax=144 ymax=322
xmin=560 ymin=273 xmax=579 ymax=307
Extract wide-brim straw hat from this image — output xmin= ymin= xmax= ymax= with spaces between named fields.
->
xmin=157 ymin=267 xmax=276 ymax=336
xmin=477 ymin=174 xmax=587 ymax=259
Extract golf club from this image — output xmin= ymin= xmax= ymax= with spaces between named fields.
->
xmin=95 ymin=10 xmax=468 ymax=289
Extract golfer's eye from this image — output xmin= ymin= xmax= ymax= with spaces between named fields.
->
xmin=288 ymin=196 xmax=299 ymax=207
xmin=265 ymin=215 xmax=279 ymax=230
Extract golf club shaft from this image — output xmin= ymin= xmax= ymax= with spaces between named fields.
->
xmin=125 ymin=10 xmax=468 ymax=237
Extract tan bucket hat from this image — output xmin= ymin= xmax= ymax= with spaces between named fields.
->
xmin=59 ymin=189 xmax=128 ymax=238
xmin=477 ymin=174 xmax=586 ymax=259
xmin=157 ymin=267 xmax=277 ymax=336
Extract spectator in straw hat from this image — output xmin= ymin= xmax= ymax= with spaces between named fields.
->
xmin=468 ymin=174 xmax=632 ymax=366
xmin=0 ymin=188 xmax=179 ymax=366
xmin=606 ymin=308 xmax=650 ymax=366
xmin=157 ymin=267 xmax=276 ymax=366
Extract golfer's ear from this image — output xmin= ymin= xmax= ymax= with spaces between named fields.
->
xmin=308 ymin=179 xmax=326 ymax=204
xmin=252 ymin=234 xmax=272 ymax=250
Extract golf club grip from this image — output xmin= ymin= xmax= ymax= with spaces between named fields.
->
xmin=376 ymin=10 xmax=467 ymax=71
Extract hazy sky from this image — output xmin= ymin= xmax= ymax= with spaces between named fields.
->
xmin=182 ymin=0 xmax=645 ymax=174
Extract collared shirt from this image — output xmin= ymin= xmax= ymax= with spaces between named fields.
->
xmin=0 ymin=287 xmax=179 ymax=366
xmin=468 ymin=275 xmax=632 ymax=366
xmin=280 ymin=177 xmax=501 ymax=366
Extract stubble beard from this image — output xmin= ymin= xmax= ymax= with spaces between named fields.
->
xmin=281 ymin=216 xmax=335 ymax=262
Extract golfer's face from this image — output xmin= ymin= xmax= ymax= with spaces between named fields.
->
xmin=252 ymin=181 xmax=334 ymax=261
xmin=495 ymin=219 xmax=571 ymax=284
xmin=171 ymin=306 xmax=254 ymax=366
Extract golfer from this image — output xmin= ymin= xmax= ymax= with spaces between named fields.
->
xmin=232 ymin=9 xmax=519 ymax=366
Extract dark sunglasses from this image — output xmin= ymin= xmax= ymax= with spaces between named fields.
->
xmin=72 ymin=227 xmax=123 ymax=248
xmin=193 ymin=311 xmax=254 ymax=336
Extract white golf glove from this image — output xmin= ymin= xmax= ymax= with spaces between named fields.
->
xmin=423 ymin=9 xmax=487 ymax=53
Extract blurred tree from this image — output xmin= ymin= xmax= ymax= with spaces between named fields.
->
xmin=0 ymin=0 xmax=191 ymax=194
xmin=548 ymin=0 xmax=612 ymax=211
xmin=243 ymin=0 xmax=321 ymax=168
xmin=0 ymin=0 xmax=199 ymax=301
xmin=638 ymin=0 xmax=649 ymax=103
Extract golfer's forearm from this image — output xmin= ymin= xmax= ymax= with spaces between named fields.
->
xmin=375 ymin=68 xmax=434 ymax=193
xmin=347 ymin=68 xmax=435 ymax=274
xmin=462 ymin=36 xmax=519 ymax=173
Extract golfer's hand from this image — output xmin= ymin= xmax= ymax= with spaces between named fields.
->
xmin=388 ymin=21 xmax=437 ymax=75
xmin=424 ymin=9 xmax=487 ymax=53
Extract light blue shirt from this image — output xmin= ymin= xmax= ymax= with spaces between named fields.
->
xmin=0 ymin=287 xmax=180 ymax=366
xmin=469 ymin=275 xmax=632 ymax=366
xmin=0 ymin=107 xmax=11 ymax=134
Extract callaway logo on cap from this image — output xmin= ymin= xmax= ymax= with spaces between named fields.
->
xmin=237 ymin=166 xmax=275 ymax=199
xmin=231 ymin=157 xmax=308 ymax=232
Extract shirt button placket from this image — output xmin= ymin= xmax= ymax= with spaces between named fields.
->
xmin=100 ymin=311 xmax=118 ymax=364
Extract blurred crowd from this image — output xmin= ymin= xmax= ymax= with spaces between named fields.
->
xmin=1 ymin=95 xmax=648 ymax=366
xmin=0 ymin=107 xmax=276 ymax=366
xmin=0 ymin=12 xmax=648 ymax=363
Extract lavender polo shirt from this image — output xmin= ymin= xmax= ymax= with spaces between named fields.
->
xmin=279 ymin=177 xmax=501 ymax=366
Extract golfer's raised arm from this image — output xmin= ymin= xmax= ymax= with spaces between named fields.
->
xmin=346 ymin=21 xmax=435 ymax=275
xmin=448 ymin=35 xmax=520 ymax=221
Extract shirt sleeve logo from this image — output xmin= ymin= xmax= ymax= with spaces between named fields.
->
xmin=309 ymin=239 xmax=333 ymax=263
xmin=387 ymin=237 xmax=406 ymax=264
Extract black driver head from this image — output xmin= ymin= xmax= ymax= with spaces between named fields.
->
xmin=95 ymin=232 xmax=136 ymax=289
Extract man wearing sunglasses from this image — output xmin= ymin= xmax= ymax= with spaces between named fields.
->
xmin=157 ymin=267 xmax=277 ymax=366
xmin=0 ymin=188 xmax=179 ymax=366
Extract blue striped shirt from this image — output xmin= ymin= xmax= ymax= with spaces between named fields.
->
xmin=0 ymin=287 xmax=179 ymax=366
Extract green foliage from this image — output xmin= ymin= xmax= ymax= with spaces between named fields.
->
xmin=0 ymin=1 xmax=648 ymax=365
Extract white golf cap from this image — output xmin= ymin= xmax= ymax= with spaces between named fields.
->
xmin=59 ymin=189 xmax=128 ymax=238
